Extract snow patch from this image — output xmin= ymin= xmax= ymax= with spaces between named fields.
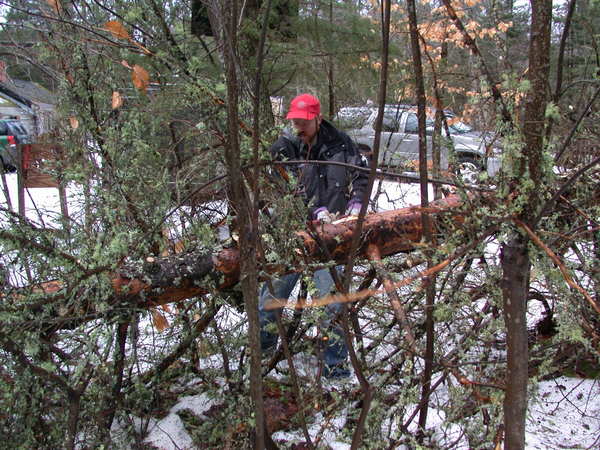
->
xmin=143 ymin=393 xmax=213 ymax=450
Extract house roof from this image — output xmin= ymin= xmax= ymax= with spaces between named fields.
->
xmin=0 ymin=79 xmax=56 ymax=106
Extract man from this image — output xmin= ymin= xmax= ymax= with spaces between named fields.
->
xmin=259 ymin=93 xmax=368 ymax=379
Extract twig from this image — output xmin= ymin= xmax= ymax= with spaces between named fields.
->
xmin=514 ymin=219 xmax=600 ymax=315
xmin=534 ymin=155 xmax=600 ymax=226
xmin=274 ymin=312 xmax=313 ymax=448
xmin=367 ymin=245 xmax=418 ymax=354
xmin=554 ymin=85 xmax=600 ymax=164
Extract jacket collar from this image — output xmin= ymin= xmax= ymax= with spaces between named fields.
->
xmin=283 ymin=119 xmax=340 ymax=158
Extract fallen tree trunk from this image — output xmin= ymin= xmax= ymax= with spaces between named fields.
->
xmin=130 ymin=194 xmax=463 ymax=306
xmin=36 ymin=195 xmax=463 ymax=312
xmin=13 ymin=173 xmax=600 ymax=332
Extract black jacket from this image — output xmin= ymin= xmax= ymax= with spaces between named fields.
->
xmin=270 ymin=119 xmax=368 ymax=218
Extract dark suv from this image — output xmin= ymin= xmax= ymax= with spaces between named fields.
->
xmin=0 ymin=119 xmax=29 ymax=172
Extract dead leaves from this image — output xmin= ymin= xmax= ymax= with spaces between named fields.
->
xmin=111 ymin=91 xmax=123 ymax=109
xmin=45 ymin=0 xmax=62 ymax=14
xmin=151 ymin=308 xmax=170 ymax=332
xmin=102 ymin=21 xmax=153 ymax=93
xmin=104 ymin=20 xmax=130 ymax=40
xmin=131 ymin=64 xmax=150 ymax=92
xmin=69 ymin=116 xmax=79 ymax=130
xmin=118 ymin=61 xmax=151 ymax=93
xmin=102 ymin=19 xmax=152 ymax=56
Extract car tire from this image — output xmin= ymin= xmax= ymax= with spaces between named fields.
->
xmin=0 ymin=157 xmax=16 ymax=173
xmin=457 ymin=156 xmax=483 ymax=184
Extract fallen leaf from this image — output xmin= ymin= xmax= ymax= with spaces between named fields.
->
xmin=69 ymin=116 xmax=79 ymax=130
xmin=131 ymin=64 xmax=150 ymax=92
xmin=104 ymin=20 xmax=130 ymax=40
xmin=111 ymin=91 xmax=123 ymax=109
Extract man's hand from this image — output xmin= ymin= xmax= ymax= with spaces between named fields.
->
xmin=314 ymin=207 xmax=333 ymax=223
xmin=345 ymin=200 xmax=362 ymax=217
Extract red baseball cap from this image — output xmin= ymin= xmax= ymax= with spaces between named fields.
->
xmin=286 ymin=93 xmax=321 ymax=120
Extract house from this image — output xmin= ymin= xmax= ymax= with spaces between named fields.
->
xmin=0 ymin=61 xmax=55 ymax=137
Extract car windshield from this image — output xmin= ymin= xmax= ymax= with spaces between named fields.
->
xmin=335 ymin=108 xmax=372 ymax=129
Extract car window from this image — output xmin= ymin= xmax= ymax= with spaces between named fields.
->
xmin=382 ymin=113 xmax=400 ymax=133
xmin=0 ymin=122 xmax=7 ymax=135
xmin=405 ymin=113 xmax=418 ymax=134
xmin=406 ymin=114 xmax=439 ymax=135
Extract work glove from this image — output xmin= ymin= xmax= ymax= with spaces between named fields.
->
xmin=345 ymin=200 xmax=362 ymax=216
xmin=314 ymin=207 xmax=333 ymax=224
xmin=216 ymin=223 xmax=237 ymax=248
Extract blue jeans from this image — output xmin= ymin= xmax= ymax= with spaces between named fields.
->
xmin=258 ymin=267 xmax=348 ymax=368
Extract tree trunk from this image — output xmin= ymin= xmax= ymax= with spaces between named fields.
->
xmin=222 ymin=0 xmax=267 ymax=447
xmin=23 ymin=194 xmax=466 ymax=331
xmin=406 ymin=0 xmax=435 ymax=438
xmin=501 ymin=236 xmax=530 ymax=449
xmin=501 ymin=1 xmax=553 ymax=448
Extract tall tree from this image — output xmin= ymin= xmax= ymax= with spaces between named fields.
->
xmin=501 ymin=0 xmax=553 ymax=447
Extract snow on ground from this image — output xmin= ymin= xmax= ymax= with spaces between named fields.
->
xmin=3 ymin=175 xmax=599 ymax=449
xmin=143 ymin=393 xmax=213 ymax=450
xmin=526 ymin=377 xmax=600 ymax=449
xmin=140 ymin=352 xmax=600 ymax=449
xmin=0 ymin=173 xmax=64 ymax=221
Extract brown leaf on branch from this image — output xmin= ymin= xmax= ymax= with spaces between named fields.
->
xmin=69 ymin=116 xmax=79 ymax=130
xmin=131 ymin=65 xmax=150 ymax=92
xmin=111 ymin=91 xmax=123 ymax=109
xmin=104 ymin=20 xmax=130 ymax=40
xmin=46 ymin=0 xmax=62 ymax=14
xmin=151 ymin=308 xmax=169 ymax=332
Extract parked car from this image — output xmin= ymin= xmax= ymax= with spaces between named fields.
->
xmin=0 ymin=119 xmax=30 ymax=172
xmin=335 ymin=105 xmax=501 ymax=182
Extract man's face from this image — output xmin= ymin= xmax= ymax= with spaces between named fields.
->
xmin=291 ymin=117 xmax=321 ymax=145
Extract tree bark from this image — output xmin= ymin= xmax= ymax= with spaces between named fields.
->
xmin=522 ymin=0 xmax=553 ymax=197
xmin=406 ymin=0 xmax=436 ymax=437
xmin=501 ymin=237 xmax=530 ymax=449
xmin=221 ymin=0 xmax=267 ymax=448
xmin=500 ymin=1 xmax=553 ymax=448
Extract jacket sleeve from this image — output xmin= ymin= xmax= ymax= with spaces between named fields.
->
xmin=269 ymin=131 xmax=299 ymax=160
xmin=268 ymin=135 xmax=299 ymax=181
